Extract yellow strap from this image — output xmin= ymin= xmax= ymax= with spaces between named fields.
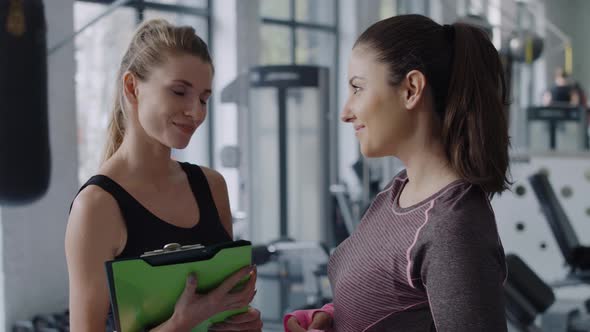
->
xmin=525 ymin=37 xmax=534 ymax=64
xmin=565 ymin=43 xmax=573 ymax=75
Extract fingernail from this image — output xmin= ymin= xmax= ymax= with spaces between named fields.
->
xmin=188 ymin=274 xmax=196 ymax=285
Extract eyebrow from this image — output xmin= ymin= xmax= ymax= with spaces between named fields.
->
xmin=173 ymin=79 xmax=193 ymax=87
xmin=173 ymin=79 xmax=212 ymax=94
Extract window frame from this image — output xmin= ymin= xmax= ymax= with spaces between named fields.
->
xmin=259 ymin=0 xmax=339 ymax=66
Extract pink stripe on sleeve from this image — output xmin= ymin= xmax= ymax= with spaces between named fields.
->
xmin=405 ymin=201 xmax=435 ymax=288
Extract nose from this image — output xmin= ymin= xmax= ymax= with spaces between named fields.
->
xmin=340 ymin=100 xmax=356 ymax=123
xmin=184 ymin=102 xmax=207 ymax=121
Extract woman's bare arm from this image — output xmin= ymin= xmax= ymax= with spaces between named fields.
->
xmin=65 ymin=186 xmax=126 ymax=332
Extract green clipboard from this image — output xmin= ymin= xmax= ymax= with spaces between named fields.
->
xmin=105 ymin=240 xmax=252 ymax=332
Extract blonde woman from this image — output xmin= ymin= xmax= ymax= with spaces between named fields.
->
xmin=66 ymin=20 xmax=262 ymax=332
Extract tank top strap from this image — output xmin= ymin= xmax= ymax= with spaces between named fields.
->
xmin=179 ymin=162 xmax=220 ymax=221
xmin=70 ymin=174 xmax=136 ymax=212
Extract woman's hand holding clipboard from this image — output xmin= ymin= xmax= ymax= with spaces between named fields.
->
xmin=167 ymin=265 xmax=258 ymax=331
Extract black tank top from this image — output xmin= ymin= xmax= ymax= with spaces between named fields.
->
xmin=72 ymin=162 xmax=231 ymax=331
xmin=550 ymin=84 xmax=575 ymax=103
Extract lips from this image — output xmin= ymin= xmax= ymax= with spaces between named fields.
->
xmin=173 ymin=121 xmax=197 ymax=134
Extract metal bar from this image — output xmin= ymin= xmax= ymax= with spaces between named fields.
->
xmin=333 ymin=0 xmax=340 ymax=186
xmin=320 ymin=67 xmax=330 ymax=243
xmin=52 ymin=0 xmax=209 ymax=54
xmin=136 ymin=0 xmax=144 ymax=24
xmin=278 ymin=85 xmax=289 ymax=317
xmin=207 ymin=0 xmax=214 ymax=167
xmin=362 ymin=157 xmax=370 ymax=207
xmin=330 ymin=0 xmax=340 ymax=246
xmin=579 ymin=107 xmax=588 ymax=149
xmin=261 ymin=17 xmax=337 ymax=32
xmin=331 ymin=185 xmax=355 ymax=235
xmin=532 ymin=8 xmax=570 ymax=44
xmin=278 ymin=87 xmax=288 ymax=238
xmin=143 ymin=2 xmax=208 ymax=16
xmin=290 ymin=0 xmax=296 ymax=64
xmin=78 ymin=0 xmax=209 ymax=16
xmin=549 ymin=121 xmax=557 ymax=150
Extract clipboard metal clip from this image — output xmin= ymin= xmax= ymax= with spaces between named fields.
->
xmin=140 ymin=242 xmax=205 ymax=257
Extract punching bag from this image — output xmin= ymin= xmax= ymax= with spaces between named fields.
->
xmin=0 ymin=0 xmax=50 ymax=205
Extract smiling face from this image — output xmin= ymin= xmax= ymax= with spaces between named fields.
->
xmin=127 ymin=52 xmax=213 ymax=150
xmin=341 ymin=45 xmax=415 ymax=158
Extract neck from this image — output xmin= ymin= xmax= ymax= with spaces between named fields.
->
xmin=396 ymin=120 xmax=460 ymax=192
xmin=403 ymin=148 xmax=459 ymax=191
xmin=114 ymin=129 xmax=176 ymax=180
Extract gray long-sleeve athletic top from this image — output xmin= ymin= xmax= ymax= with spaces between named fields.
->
xmin=327 ymin=170 xmax=508 ymax=332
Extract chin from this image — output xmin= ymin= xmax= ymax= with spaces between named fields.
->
xmin=174 ymin=142 xmax=190 ymax=149
xmin=361 ymin=151 xmax=381 ymax=158
xmin=169 ymin=138 xmax=190 ymax=150
xmin=360 ymin=144 xmax=388 ymax=158
xmin=360 ymin=146 xmax=376 ymax=158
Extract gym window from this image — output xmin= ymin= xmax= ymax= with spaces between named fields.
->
xmin=259 ymin=0 xmax=339 ymax=68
